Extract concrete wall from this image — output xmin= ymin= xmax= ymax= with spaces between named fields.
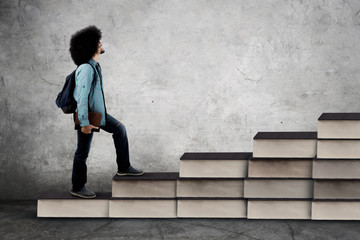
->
xmin=1 ymin=0 xmax=360 ymax=199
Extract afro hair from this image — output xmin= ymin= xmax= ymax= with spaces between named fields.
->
xmin=69 ymin=25 xmax=102 ymax=66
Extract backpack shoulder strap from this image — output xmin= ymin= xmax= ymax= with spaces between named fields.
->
xmin=85 ymin=63 xmax=97 ymax=87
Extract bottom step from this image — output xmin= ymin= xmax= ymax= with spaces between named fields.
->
xmin=247 ymin=199 xmax=312 ymax=219
xmin=38 ymin=193 xmax=176 ymax=218
xmin=109 ymin=198 xmax=177 ymax=218
xmin=177 ymin=198 xmax=247 ymax=218
xmin=37 ymin=192 xmax=111 ymax=218
xmin=38 ymin=193 xmax=360 ymax=220
xmin=312 ymin=200 xmax=360 ymax=220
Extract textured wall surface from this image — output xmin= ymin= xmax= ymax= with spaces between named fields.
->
xmin=1 ymin=0 xmax=360 ymax=199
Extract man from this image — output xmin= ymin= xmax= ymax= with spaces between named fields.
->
xmin=69 ymin=25 xmax=143 ymax=199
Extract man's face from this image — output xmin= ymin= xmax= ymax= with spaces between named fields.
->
xmin=98 ymin=41 xmax=105 ymax=54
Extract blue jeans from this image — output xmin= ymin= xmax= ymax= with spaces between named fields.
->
xmin=72 ymin=113 xmax=130 ymax=191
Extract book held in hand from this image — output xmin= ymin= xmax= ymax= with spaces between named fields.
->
xmin=74 ymin=112 xmax=102 ymax=132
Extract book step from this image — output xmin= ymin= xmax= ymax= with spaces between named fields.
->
xmin=109 ymin=198 xmax=177 ymax=218
xmin=314 ymin=179 xmax=360 ymax=199
xmin=248 ymin=158 xmax=313 ymax=178
xmin=38 ymin=192 xmax=178 ymax=218
xmin=312 ymin=200 xmax=360 ymax=220
xmin=37 ymin=192 xmax=111 ymax=218
xmin=177 ymin=197 xmax=247 ymax=218
xmin=37 ymin=194 xmax=360 ymax=219
xmin=244 ymin=178 xmax=313 ymax=199
xmin=247 ymin=199 xmax=312 ymax=219
xmin=179 ymin=152 xmax=252 ymax=178
xmin=112 ymin=172 xmax=179 ymax=198
xmin=177 ymin=178 xmax=244 ymax=197
xmin=253 ymin=132 xmax=317 ymax=158
xmin=318 ymin=113 xmax=360 ymax=139
xmin=317 ymin=139 xmax=360 ymax=159
xmin=313 ymin=158 xmax=360 ymax=179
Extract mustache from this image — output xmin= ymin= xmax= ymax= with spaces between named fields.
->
xmin=100 ymin=48 xmax=105 ymax=54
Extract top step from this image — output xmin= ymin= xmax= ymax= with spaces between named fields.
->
xmin=318 ymin=113 xmax=360 ymax=139
xmin=318 ymin=113 xmax=360 ymax=120
xmin=254 ymin=132 xmax=317 ymax=139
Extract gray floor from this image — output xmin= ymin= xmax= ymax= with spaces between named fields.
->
xmin=1 ymin=200 xmax=360 ymax=240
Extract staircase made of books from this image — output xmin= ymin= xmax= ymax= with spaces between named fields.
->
xmin=37 ymin=113 xmax=360 ymax=219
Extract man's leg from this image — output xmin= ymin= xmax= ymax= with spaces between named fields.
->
xmin=72 ymin=129 xmax=93 ymax=191
xmin=100 ymin=113 xmax=130 ymax=171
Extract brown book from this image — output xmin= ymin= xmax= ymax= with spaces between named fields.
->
xmin=75 ymin=112 xmax=102 ymax=132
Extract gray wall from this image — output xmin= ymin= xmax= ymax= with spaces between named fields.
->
xmin=1 ymin=0 xmax=360 ymax=199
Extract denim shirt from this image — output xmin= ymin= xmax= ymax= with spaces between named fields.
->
xmin=73 ymin=59 xmax=107 ymax=127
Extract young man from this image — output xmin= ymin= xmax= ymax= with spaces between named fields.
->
xmin=69 ymin=25 xmax=143 ymax=199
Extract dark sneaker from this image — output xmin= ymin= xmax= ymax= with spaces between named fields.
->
xmin=117 ymin=165 xmax=144 ymax=176
xmin=70 ymin=186 xmax=96 ymax=199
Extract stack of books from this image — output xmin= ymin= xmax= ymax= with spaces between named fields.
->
xmin=177 ymin=152 xmax=251 ymax=218
xmin=247 ymin=131 xmax=317 ymax=219
xmin=313 ymin=113 xmax=360 ymax=220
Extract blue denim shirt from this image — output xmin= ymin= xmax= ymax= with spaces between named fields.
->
xmin=73 ymin=59 xmax=106 ymax=127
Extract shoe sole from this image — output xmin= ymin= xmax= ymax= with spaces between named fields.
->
xmin=116 ymin=172 xmax=144 ymax=176
xmin=70 ymin=191 xmax=96 ymax=199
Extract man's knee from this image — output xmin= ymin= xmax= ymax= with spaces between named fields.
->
xmin=115 ymin=122 xmax=127 ymax=136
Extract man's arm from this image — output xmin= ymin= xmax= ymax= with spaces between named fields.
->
xmin=74 ymin=64 xmax=99 ymax=134
xmin=74 ymin=64 xmax=93 ymax=127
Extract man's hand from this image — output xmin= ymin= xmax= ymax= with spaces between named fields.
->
xmin=81 ymin=124 xmax=99 ymax=134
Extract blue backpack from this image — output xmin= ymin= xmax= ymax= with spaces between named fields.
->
xmin=56 ymin=64 xmax=96 ymax=114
